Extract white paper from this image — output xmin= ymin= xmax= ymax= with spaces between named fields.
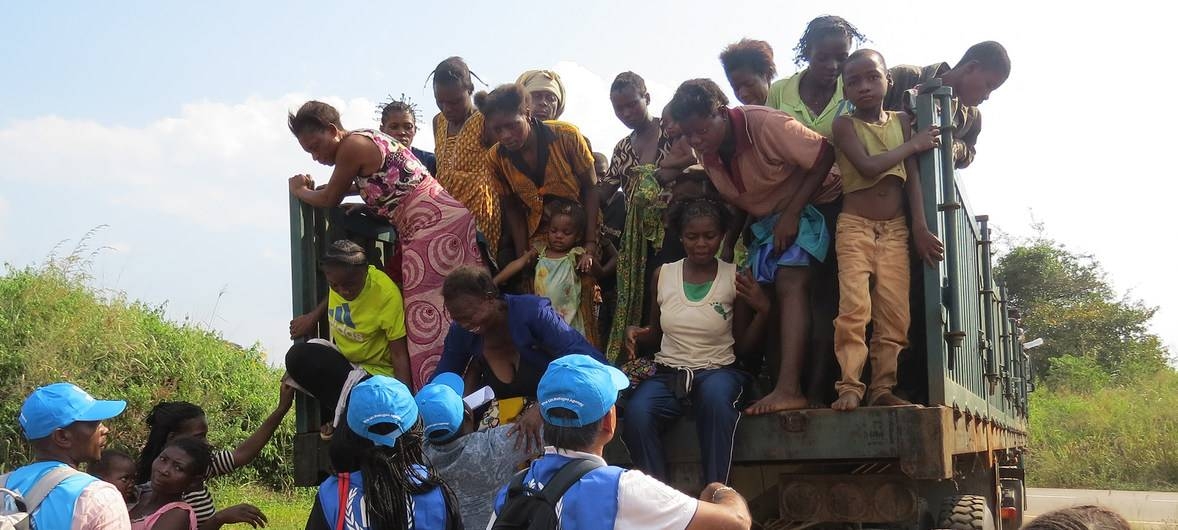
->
xmin=462 ymin=385 xmax=495 ymax=410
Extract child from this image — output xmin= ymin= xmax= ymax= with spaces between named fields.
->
xmin=829 ymin=49 xmax=946 ymax=411
xmin=594 ymin=152 xmax=624 ymax=345
xmin=90 ymin=449 xmax=137 ymax=504
xmin=883 ymin=41 xmax=1011 ymax=169
xmin=494 ymin=201 xmax=604 ymax=344
xmin=416 ymin=372 xmax=538 ymax=530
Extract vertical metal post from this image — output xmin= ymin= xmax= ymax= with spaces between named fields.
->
xmin=932 ymin=87 xmax=965 ymax=354
xmin=289 ymin=195 xmax=321 ymax=433
xmin=977 ymin=215 xmax=999 ymax=386
xmin=914 ymin=83 xmax=952 ymax=404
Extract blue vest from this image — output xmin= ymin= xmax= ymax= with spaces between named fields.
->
xmin=3 ymin=461 xmax=98 ymax=529
xmin=493 ymin=454 xmax=624 ymax=530
xmin=318 ymin=466 xmax=448 ymax=530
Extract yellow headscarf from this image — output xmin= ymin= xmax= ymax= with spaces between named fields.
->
xmin=516 ymin=69 xmax=566 ymax=119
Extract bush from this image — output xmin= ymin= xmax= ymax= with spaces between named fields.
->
xmin=0 ymin=255 xmax=293 ymax=489
xmin=1028 ymin=367 xmax=1178 ymax=491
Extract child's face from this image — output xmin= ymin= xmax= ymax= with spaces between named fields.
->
xmin=610 ymin=86 xmax=651 ymax=131
xmin=955 ymin=63 xmax=1008 ymax=107
xmin=842 ymin=55 xmax=890 ymax=111
xmin=593 ymin=156 xmax=609 ymax=177
xmin=805 ymin=34 xmax=853 ymax=88
xmin=380 ymin=110 xmax=417 ymax=148
xmin=98 ymin=458 xmax=137 ymax=500
xmin=725 ymin=67 xmax=770 ymax=106
xmin=546 ymin=214 xmax=579 ymax=252
xmin=661 ymin=108 xmax=683 ymax=140
xmin=681 ymin=216 xmax=723 ymax=264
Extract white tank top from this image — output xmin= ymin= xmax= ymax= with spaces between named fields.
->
xmin=656 ymin=259 xmax=737 ymax=369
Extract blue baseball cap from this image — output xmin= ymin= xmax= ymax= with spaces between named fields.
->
xmin=20 ymin=382 xmax=127 ymax=440
xmin=346 ymin=376 xmax=418 ymax=448
xmin=538 ymin=355 xmax=630 ymax=427
xmin=415 ymin=372 xmax=466 ymax=442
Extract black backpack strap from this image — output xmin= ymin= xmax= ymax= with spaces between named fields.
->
xmin=505 ymin=468 xmax=531 ymax=498
xmin=538 ymin=459 xmax=604 ymax=506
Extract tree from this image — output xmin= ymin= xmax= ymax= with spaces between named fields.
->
xmin=995 ymin=237 xmax=1168 ymax=383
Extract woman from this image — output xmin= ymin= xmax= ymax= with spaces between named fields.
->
xmin=765 ymin=15 xmax=866 ymax=138
xmin=719 ymin=38 xmax=777 ymax=107
xmin=434 ymin=266 xmax=603 ymax=451
xmin=380 ymin=95 xmax=436 ymax=175
xmin=136 ymin=388 xmax=288 ymax=528
xmin=669 ymin=79 xmax=838 ymax=415
xmin=516 ymin=69 xmax=566 ymax=122
xmin=306 ymin=376 xmax=462 ymax=530
xmin=129 ymin=437 xmax=211 ymax=530
xmin=288 ymin=240 xmax=412 ymax=424
xmin=288 ymin=100 xmax=483 ymax=389
xmin=430 ymin=57 xmax=502 ymax=258
xmin=621 ymin=199 xmax=771 ymax=488
xmin=481 ymin=84 xmax=600 ymax=265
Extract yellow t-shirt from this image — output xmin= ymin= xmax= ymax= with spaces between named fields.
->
xmin=835 ymin=111 xmax=909 ymax=194
xmin=327 ymin=265 xmax=407 ymax=376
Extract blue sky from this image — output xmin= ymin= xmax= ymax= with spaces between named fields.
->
xmin=2 ymin=1 xmax=1172 ymax=364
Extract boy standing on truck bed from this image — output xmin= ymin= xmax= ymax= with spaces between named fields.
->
xmin=883 ymin=41 xmax=1011 ymax=169
xmin=829 ymin=49 xmax=945 ymax=411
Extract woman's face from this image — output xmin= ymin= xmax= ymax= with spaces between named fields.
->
xmin=323 ymin=264 xmax=367 ymax=301
xmin=150 ymin=446 xmax=199 ymax=495
xmin=380 ymin=110 xmax=417 ymax=148
xmin=434 ymin=83 xmax=473 ymax=125
xmin=726 ymin=67 xmax=771 ymax=106
xmin=296 ymin=127 xmax=343 ymax=166
xmin=530 ymin=90 xmax=560 ymax=121
xmin=445 ymin=294 xmax=499 ymax=335
xmin=804 ymin=34 xmax=853 ymax=89
xmin=487 ymin=111 xmax=531 ymax=152
xmin=677 ymin=109 xmax=730 ymax=156
xmin=681 ymin=216 xmax=724 ymax=265
xmin=169 ymin=416 xmax=209 ymax=441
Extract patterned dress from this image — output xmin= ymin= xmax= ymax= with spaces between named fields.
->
xmin=350 ymin=129 xmax=483 ymax=389
xmin=433 ymin=112 xmax=502 ymax=255
xmin=533 ymin=243 xmax=588 ymax=338
xmin=603 ymin=131 xmax=674 ymax=362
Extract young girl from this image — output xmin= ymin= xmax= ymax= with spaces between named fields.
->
xmin=129 ymin=437 xmax=211 ymax=530
xmin=829 ymin=49 xmax=945 ymax=411
xmin=379 ymin=95 xmax=437 ymax=176
xmin=622 ymin=198 xmax=771 ymax=487
xmin=494 ymin=201 xmax=605 ymax=345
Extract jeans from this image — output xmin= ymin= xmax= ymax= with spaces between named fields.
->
xmin=621 ymin=367 xmax=749 ymax=485
xmin=833 ymin=214 xmax=911 ymax=400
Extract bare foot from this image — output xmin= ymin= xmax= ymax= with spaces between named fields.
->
xmin=745 ymin=388 xmax=809 ymax=415
xmin=869 ymin=392 xmax=912 ymax=407
xmin=831 ymin=392 xmax=861 ymax=411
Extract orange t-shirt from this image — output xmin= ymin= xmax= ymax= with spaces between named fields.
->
xmin=699 ymin=106 xmax=840 ymax=218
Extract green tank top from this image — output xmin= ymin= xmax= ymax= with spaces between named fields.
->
xmin=836 ymin=111 xmax=909 ymax=194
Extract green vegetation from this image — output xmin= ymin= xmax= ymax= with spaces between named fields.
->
xmin=0 ymin=243 xmax=294 ymax=489
xmin=997 ymin=233 xmax=1176 ymax=491
xmin=210 ymin=483 xmax=316 ymax=527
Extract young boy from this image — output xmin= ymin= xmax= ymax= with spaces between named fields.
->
xmin=595 ymin=152 xmax=624 ymax=344
xmin=883 ymin=41 xmax=1011 ymax=169
xmin=89 ymin=449 xmax=137 ymax=504
xmin=829 ymin=49 xmax=946 ymax=411
xmin=416 ymin=373 xmax=538 ymax=530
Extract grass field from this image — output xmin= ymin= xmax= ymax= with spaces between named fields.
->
xmin=210 ymin=483 xmax=316 ymax=528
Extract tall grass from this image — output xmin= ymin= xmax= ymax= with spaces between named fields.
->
xmin=1028 ymin=367 xmax=1178 ymax=491
xmin=0 ymin=243 xmax=293 ymax=489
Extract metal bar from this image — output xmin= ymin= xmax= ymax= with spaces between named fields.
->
xmin=934 ymin=87 xmax=965 ymax=354
xmin=289 ymin=195 xmax=321 ymax=434
xmin=977 ymin=216 xmax=998 ymax=384
xmin=915 ymin=86 xmax=949 ymax=406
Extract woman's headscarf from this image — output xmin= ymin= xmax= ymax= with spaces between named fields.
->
xmin=516 ymin=69 xmax=566 ymax=119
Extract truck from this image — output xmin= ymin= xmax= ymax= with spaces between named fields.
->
xmin=287 ymin=85 xmax=1031 ymax=530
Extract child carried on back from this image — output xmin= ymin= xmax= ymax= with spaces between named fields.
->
xmin=829 ymin=49 xmax=945 ymax=411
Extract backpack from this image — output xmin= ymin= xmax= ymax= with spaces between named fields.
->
xmin=491 ymin=459 xmax=603 ymax=530
xmin=0 ymin=466 xmax=82 ymax=530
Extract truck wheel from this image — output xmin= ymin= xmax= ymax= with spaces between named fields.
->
xmin=1000 ymin=479 xmax=1025 ymax=530
xmin=938 ymin=495 xmax=995 ymax=530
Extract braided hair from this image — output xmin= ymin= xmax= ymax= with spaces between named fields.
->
xmin=668 ymin=197 xmax=732 ymax=234
xmin=377 ymin=94 xmax=421 ymax=125
xmin=793 ymin=15 xmax=867 ymax=67
xmin=332 ymin=417 xmax=463 ymax=530
xmin=137 ymin=401 xmax=205 ymax=481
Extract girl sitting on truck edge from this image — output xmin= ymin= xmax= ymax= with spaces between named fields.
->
xmin=622 ymin=197 xmax=771 ymax=488
xmin=828 ymin=49 xmax=945 ymax=411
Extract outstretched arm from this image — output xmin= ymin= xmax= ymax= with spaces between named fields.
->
xmin=493 ymin=248 xmax=539 ymax=285
xmin=230 ymin=382 xmax=295 ymax=469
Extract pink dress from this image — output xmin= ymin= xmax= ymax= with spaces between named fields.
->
xmin=131 ymin=502 xmax=197 ymax=530
xmin=349 ymin=129 xmax=484 ymax=389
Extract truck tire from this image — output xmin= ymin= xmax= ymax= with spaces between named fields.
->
xmin=938 ymin=495 xmax=995 ymax=530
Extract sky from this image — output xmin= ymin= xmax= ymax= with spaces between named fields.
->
xmin=1 ymin=0 xmax=1173 ymax=366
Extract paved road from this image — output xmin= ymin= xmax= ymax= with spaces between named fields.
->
xmin=1028 ymin=488 xmax=1178 ymax=525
